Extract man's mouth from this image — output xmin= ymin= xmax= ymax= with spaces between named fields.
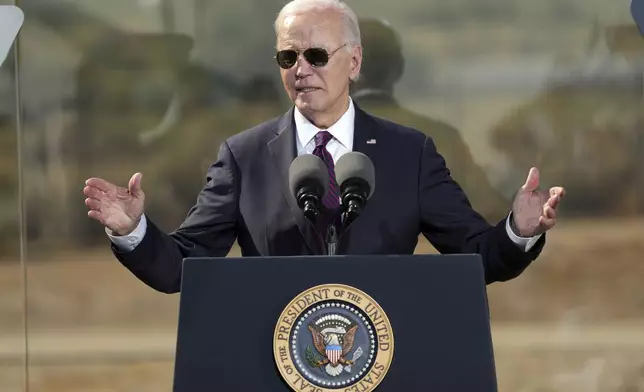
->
xmin=296 ymin=87 xmax=320 ymax=93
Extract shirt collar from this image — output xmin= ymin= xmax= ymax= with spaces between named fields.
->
xmin=294 ymin=98 xmax=355 ymax=150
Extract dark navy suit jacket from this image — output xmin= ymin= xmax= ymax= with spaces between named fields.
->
xmin=113 ymin=104 xmax=544 ymax=293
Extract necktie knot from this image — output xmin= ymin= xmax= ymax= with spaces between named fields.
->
xmin=314 ymin=131 xmax=333 ymax=148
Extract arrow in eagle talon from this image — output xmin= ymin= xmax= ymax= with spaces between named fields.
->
xmin=344 ymin=347 xmax=364 ymax=372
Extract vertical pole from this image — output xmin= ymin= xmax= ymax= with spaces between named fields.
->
xmin=11 ymin=1 xmax=29 ymax=391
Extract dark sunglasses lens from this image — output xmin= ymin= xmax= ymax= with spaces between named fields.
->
xmin=276 ymin=50 xmax=297 ymax=69
xmin=303 ymin=48 xmax=329 ymax=67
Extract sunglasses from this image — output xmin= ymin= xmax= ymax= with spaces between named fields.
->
xmin=275 ymin=44 xmax=347 ymax=69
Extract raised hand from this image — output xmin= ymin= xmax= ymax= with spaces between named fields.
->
xmin=83 ymin=173 xmax=145 ymax=236
xmin=511 ymin=167 xmax=565 ymax=237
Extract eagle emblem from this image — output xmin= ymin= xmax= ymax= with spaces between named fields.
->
xmin=274 ymin=285 xmax=393 ymax=392
xmin=306 ymin=314 xmax=363 ymax=377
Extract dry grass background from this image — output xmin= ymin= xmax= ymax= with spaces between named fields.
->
xmin=1 ymin=217 xmax=643 ymax=391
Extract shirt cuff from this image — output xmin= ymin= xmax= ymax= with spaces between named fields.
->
xmin=505 ymin=213 xmax=542 ymax=252
xmin=105 ymin=214 xmax=147 ymax=252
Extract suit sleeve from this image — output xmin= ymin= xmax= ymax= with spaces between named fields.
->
xmin=417 ymin=137 xmax=544 ymax=284
xmin=112 ymin=141 xmax=239 ymax=293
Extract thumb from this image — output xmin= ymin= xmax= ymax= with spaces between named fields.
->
xmin=521 ymin=167 xmax=540 ymax=192
xmin=128 ymin=172 xmax=143 ymax=196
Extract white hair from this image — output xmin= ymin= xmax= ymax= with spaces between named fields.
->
xmin=274 ymin=0 xmax=361 ymax=48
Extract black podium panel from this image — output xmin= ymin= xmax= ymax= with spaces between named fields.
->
xmin=173 ymin=254 xmax=497 ymax=391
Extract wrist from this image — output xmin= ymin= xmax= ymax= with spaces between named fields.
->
xmin=114 ymin=215 xmax=142 ymax=236
xmin=509 ymin=212 xmax=524 ymax=237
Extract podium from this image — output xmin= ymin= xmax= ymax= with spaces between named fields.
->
xmin=172 ymin=254 xmax=498 ymax=391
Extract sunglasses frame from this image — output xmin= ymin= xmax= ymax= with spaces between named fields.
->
xmin=275 ymin=43 xmax=348 ymax=69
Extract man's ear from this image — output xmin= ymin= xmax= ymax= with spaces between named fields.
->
xmin=349 ymin=45 xmax=363 ymax=81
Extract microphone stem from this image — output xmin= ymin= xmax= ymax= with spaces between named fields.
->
xmin=327 ymin=224 xmax=337 ymax=256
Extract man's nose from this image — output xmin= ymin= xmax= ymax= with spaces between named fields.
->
xmin=295 ymin=56 xmax=313 ymax=77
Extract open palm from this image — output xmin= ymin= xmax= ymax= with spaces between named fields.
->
xmin=83 ymin=173 xmax=145 ymax=235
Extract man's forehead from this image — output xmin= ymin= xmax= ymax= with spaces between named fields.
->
xmin=277 ymin=11 xmax=343 ymax=48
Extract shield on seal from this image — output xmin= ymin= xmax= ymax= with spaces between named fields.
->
xmin=326 ymin=344 xmax=342 ymax=365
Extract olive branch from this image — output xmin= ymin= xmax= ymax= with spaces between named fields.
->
xmin=305 ymin=345 xmax=323 ymax=368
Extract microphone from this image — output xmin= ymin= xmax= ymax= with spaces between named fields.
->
xmin=289 ymin=154 xmax=329 ymax=223
xmin=633 ymin=0 xmax=644 ymax=36
xmin=335 ymin=152 xmax=375 ymax=226
xmin=0 ymin=6 xmax=24 ymax=67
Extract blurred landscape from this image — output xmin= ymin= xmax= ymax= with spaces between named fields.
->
xmin=1 ymin=0 xmax=644 ymax=391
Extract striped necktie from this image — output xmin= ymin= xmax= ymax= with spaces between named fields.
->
xmin=312 ymin=131 xmax=340 ymax=211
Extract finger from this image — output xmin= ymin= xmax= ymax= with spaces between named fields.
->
xmin=544 ymin=205 xmax=556 ymax=219
xmin=85 ymin=198 xmax=102 ymax=210
xmin=521 ymin=167 xmax=540 ymax=192
xmin=87 ymin=209 xmax=103 ymax=222
xmin=83 ymin=186 xmax=105 ymax=200
xmin=128 ymin=172 xmax=143 ymax=196
xmin=549 ymin=186 xmax=565 ymax=198
xmin=85 ymin=177 xmax=114 ymax=193
xmin=539 ymin=215 xmax=556 ymax=229
xmin=547 ymin=194 xmax=561 ymax=209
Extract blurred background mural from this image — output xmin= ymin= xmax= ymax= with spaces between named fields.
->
xmin=1 ymin=0 xmax=643 ymax=390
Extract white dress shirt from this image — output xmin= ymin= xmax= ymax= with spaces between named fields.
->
xmin=108 ymin=99 xmax=541 ymax=252
xmin=294 ymin=97 xmax=354 ymax=162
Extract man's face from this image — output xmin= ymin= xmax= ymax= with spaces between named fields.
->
xmin=276 ymin=9 xmax=361 ymax=120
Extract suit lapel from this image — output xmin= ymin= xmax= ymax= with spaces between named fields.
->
xmin=352 ymin=104 xmax=384 ymax=200
xmin=267 ymin=108 xmax=325 ymax=255
xmin=352 ymin=104 xmax=380 ymax=157
xmin=338 ymin=104 xmax=385 ymax=248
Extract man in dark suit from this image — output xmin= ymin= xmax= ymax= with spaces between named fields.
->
xmin=83 ymin=0 xmax=565 ymax=294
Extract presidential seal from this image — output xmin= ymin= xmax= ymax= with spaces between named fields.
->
xmin=274 ymin=284 xmax=394 ymax=392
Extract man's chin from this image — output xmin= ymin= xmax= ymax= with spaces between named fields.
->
xmin=294 ymin=100 xmax=321 ymax=113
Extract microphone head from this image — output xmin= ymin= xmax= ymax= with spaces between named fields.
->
xmin=335 ymin=152 xmax=375 ymax=199
xmin=632 ymin=0 xmax=644 ymax=36
xmin=289 ymin=154 xmax=329 ymax=200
